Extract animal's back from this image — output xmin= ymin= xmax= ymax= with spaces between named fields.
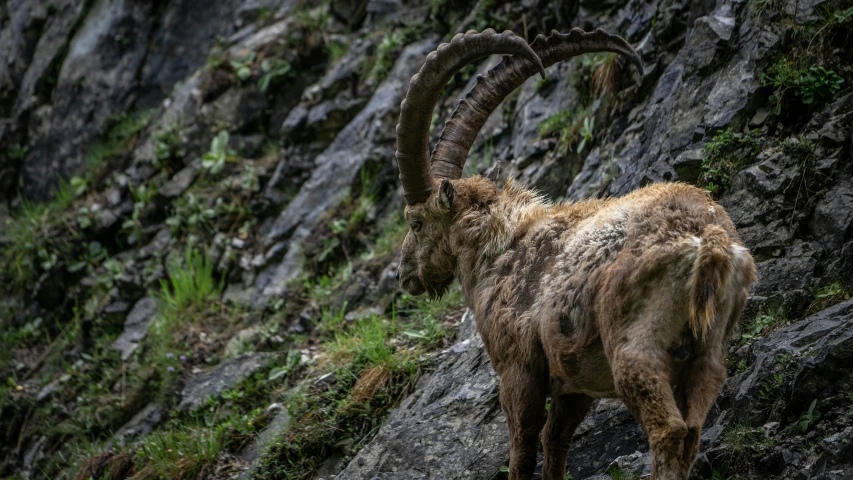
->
xmin=534 ymin=183 xmax=754 ymax=396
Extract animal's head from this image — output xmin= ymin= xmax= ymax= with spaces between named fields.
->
xmin=398 ymin=179 xmax=457 ymax=298
xmin=394 ymin=28 xmax=642 ymax=297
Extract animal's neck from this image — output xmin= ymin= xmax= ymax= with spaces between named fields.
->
xmin=450 ymin=180 xmax=551 ymax=301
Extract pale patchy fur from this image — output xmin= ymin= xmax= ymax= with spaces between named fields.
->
xmin=398 ymin=176 xmax=756 ymax=480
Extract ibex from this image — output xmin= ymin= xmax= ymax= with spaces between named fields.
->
xmin=394 ymin=29 xmax=756 ymax=479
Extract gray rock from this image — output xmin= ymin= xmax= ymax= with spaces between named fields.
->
xmin=813 ymin=180 xmax=853 ymax=252
xmin=111 ymin=403 xmax=162 ymax=447
xmin=699 ymin=300 xmax=853 ymax=478
xmin=338 ymin=310 xmax=509 ymax=480
xmin=154 ymin=159 xmax=201 ymax=204
xmin=684 ymin=3 xmax=735 ymax=75
xmin=112 ymin=297 xmax=158 ymax=361
xmin=672 ymin=148 xmax=704 ymax=184
xmin=178 ymin=352 xmax=278 ymax=411
xmin=239 ymin=405 xmax=292 ymax=469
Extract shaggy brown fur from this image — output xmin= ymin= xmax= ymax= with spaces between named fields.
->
xmin=398 ymin=177 xmax=756 ymax=480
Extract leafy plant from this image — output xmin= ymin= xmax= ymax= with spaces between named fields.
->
xmin=6 ymin=143 xmax=29 ymax=161
xmin=230 ymin=51 xmax=256 ymax=83
xmin=258 ymin=59 xmax=292 ymax=92
xmin=834 ymin=7 xmax=853 ymax=23
xmin=166 ymin=193 xmax=220 ymax=237
xmin=761 ymin=60 xmax=844 ymax=114
xmin=806 ymin=281 xmax=851 ymax=315
xmin=722 ymin=422 xmax=773 ymax=454
xmin=121 ymin=183 xmax=154 ymax=244
xmin=711 ymin=463 xmax=731 ymax=480
xmin=794 ymin=399 xmax=821 ymax=434
xmin=576 ymin=116 xmax=595 ymax=154
xmin=202 ymin=131 xmax=231 ymax=175
xmin=67 ymin=241 xmax=107 ymax=274
xmin=740 ymin=308 xmax=785 ymax=345
xmin=69 ymin=176 xmax=88 ymax=197
xmin=154 ymin=125 xmax=183 ymax=168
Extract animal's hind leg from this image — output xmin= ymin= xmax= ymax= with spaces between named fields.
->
xmin=500 ymin=367 xmax=547 ymax=480
xmin=674 ymin=351 xmax=726 ymax=473
xmin=541 ymin=393 xmax=594 ymax=480
xmin=611 ymin=345 xmax=690 ymax=480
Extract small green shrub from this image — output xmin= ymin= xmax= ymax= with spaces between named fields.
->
xmin=258 ymin=59 xmax=293 ymax=92
xmin=806 ymin=281 xmax=851 ymax=315
xmin=700 ymin=128 xmax=761 ymax=195
xmin=153 ymin=125 xmax=183 ymax=169
xmin=1 ymin=198 xmax=60 ymax=286
xmin=576 ymin=116 xmax=595 ymax=154
xmin=201 ymin=131 xmax=231 ymax=175
xmin=326 ymin=38 xmax=349 ymax=62
xmin=6 ymin=143 xmax=29 ymax=161
xmin=794 ymin=399 xmax=821 ymax=434
xmin=121 ymin=183 xmax=155 ymax=244
xmin=230 ymin=51 xmax=256 ymax=83
xmin=761 ymin=60 xmax=844 ymax=114
xmin=740 ymin=307 xmax=785 ymax=345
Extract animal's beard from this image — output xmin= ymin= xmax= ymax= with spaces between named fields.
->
xmin=423 ymin=272 xmax=454 ymax=300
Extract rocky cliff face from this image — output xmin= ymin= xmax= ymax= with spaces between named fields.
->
xmin=1 ymin=0 xmax=852 ymax=479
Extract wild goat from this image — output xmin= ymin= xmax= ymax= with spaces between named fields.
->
xmin=394 ymin=29 xmax=756 ymax=480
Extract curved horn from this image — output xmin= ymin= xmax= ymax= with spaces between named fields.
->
xmin=430 ymin=28 xmax=643 ymax=179
xmin=396 ymin=29 xmax=546 ymax=205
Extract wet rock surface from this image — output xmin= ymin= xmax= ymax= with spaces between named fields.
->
xmin=179 ymin=352 xmax=278 ymax=412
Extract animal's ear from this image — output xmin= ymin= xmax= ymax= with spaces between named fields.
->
xmin=438 ymin=179 xmax=455 ymax=211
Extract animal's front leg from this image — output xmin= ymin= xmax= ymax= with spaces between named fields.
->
xmin=499 ymin=367 xmax=547 ymax=480
xmin=541 ymin=393 xmax=594 ymax=480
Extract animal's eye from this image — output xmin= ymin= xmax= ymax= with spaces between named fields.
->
xmin=410 ymin=220 xmax=422 ymax=232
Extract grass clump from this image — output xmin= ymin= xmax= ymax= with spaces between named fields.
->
xmin=149 ymin=247 xmax=222 ymax=382
xmin=722 ymin=422 xmax=773 ymax=454
xmin=159 ymin=247 xmax=222 ymax=314
xmin=84 ymin=111 xmax=151 ymax=184
xmin=365 ymin=26 xmax=422 ymax=87
xmin=608 ymin=466 xmax=640 ymax=480
xmin=539 ymin=108 xmax=590 ymax=155
xmin=132 ymin=424 xmax=226 ymax=479
xmin=700 ymin=128 xmax=761 ymax=195
xmin=805 ymin=280 xmax=852 ymax=315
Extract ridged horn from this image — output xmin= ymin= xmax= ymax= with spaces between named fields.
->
xmin=430 ymin=28 xmax=643 ymax=179
xmin=396 ymin=29 xmax=546 ymax=205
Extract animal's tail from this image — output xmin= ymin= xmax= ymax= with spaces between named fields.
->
xmin=689 ymin=224 xmax=734 ymax=339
